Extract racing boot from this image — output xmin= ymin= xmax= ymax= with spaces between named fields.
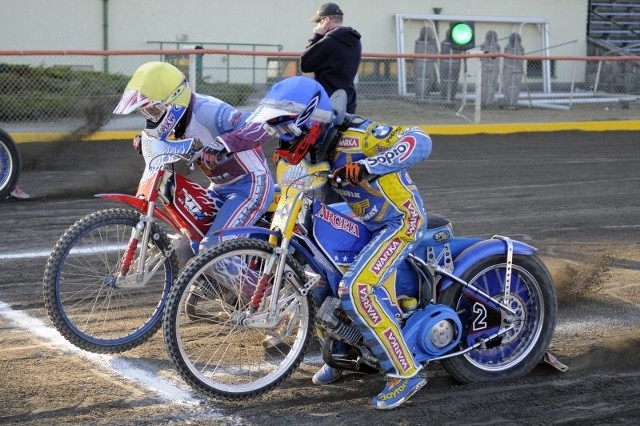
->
xmin=10 ymin=186 xmax=30 ymax=199
xmin=371 ymin=375 xmax=428 ymax=410
xmin=312 ymin=364 xmax=344 ymax=385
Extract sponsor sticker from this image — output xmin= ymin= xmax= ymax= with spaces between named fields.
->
xmin=338 ymin=136 xmax=360 ymax=149
xmin=357 ymin=284 xmax=382 ymax=325
xmin=371 ymin=238 xmax=402 ymax=275
xmin=383 ymin=328 xmax=411 ymax=372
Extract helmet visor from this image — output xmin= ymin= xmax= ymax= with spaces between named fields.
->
xmin=113 ymin=89 xmax=150 ymax=115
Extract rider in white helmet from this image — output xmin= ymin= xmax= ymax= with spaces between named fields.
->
xmin=114 ymin=62 xmax=275 ymax=255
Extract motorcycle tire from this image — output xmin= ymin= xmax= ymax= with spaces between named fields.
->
xmin=0 ymin=128 xmax=21 ymax=199
xmin=164 ymin=238 xmax=313 ymax=400
xmin=43 ymin=208 xmax=178 ymax=353
xmin=440 ymin=254 xmax=557 ymax=383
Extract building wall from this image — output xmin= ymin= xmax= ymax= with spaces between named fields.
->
xmin=2 ymin=0 xmax=588 ymax=56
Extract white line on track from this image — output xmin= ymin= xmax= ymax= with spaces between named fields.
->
xmin=0 ymin=244 xmax=123 ymax=261
xmin=0 ymin=300 xmax=203 ymax=407
xmin=0 ymin=249 xmax=52 ymax=260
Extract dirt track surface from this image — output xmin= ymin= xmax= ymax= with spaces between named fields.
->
xmin=1 ymin=131 xmax=639 ymax=425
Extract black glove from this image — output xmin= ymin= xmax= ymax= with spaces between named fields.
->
xmin=331 ymin=162 xmax=365 ymax=186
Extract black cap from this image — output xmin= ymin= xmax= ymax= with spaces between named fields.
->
xmin=310 ymin=3 xmax=343 ymax=22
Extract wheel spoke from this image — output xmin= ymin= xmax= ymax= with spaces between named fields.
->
xmin=43 ymin=209 xmax=177 ymax=353
xmin=164 ymin=239 xmax=313 ymax=398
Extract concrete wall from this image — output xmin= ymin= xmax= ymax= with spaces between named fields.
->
xmin=2 ymin=0 xmax=588 ymax=56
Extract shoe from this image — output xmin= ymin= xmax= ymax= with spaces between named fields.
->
xmin=372 ymin=376 xmax=427 ymax=410
xmin=10 ymin=186 xmax=30 ymax=199
xmin=312 ymin=364 xmax=344 ymax=385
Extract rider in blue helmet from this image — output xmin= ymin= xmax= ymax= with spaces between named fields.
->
xmin=249 ymin=76 xmax=433 ymax=410
xmin=248 ymin=75 xmax=334 ymax=166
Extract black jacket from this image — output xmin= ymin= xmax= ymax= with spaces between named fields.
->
xmin=301 ymin=26 xmax=362 ymax=113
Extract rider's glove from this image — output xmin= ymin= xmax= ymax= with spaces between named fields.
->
xmin=202 ymin=144 xmax=224 ymax=156
xmin=331 ymin=162 xmax=365 ymax=186
xmin=199 ymin=141 xmax=228 ymax=171
xmin=271 ymin=150 xmax=281 ymax=166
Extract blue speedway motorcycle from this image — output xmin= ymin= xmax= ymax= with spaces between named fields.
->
xmin=162 ymin=103 xmax=560 ymax=400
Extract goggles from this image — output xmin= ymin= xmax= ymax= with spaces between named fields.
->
xmin=139 ymin=102 xmax=168 ymax=122
xmin=136 ymin=79 xmax=188 ymax=122
xmin=264 ymin=115 xmax=303 ymax=141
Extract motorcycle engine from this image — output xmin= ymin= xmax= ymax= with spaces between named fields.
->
xmin=403 ymin=304 xmax=463 ymax=358
xmin=316 ymin=297 xmax=362 ymax=346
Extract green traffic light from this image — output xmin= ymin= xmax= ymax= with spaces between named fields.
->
xmin=450 ymin=22 xmax=474 ymax=46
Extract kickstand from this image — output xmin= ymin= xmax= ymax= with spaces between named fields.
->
xmin=543 ymin=351 xmax=569 ymax=372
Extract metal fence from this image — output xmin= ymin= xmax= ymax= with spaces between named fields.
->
xmin=1 ymin=48 xmax=639 ymax=139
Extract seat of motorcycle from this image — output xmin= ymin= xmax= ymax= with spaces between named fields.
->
xmin=427 ymin=214 xmax=450 ymax=229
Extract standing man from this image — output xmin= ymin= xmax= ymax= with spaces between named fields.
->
xmin=301 ymin=3 xmax=362 ymax=114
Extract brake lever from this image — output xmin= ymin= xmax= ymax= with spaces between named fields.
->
xmin=328 ymin=173 xmax=344 ymax=187
xmin=188 ymin=149 xmax=203 ymax=170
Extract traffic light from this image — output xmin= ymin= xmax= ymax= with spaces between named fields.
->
xmin=449 ymin=21 xmax=475 ymax=50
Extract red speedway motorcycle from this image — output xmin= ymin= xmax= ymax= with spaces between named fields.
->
xmin=43 ymin=132 xmax=270 ymax=353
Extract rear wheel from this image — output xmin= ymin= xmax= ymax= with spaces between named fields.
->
xmin=163 ymin=238 xmax=313 ymax=399
xmin=43 ymin=208 xmax=178 ymax=353
xmin=440 ymin=254 xmax=557 ymax=383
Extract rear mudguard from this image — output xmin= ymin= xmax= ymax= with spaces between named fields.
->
xmin=95 ymin=193 xmax=182 ymax=231
xmin=438 ymin=237 xmax=537 ymax=293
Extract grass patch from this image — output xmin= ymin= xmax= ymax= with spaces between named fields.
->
xmin=0 ymin=63 xmax=255 ymax=126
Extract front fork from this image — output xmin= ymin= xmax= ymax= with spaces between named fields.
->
xmin=242 ymin=237 xmax=306 ymax=329
xmin=118 ymin=203 xmax=161 ymax=288
xmin=248 ymin=239 xmax=289 ymax=314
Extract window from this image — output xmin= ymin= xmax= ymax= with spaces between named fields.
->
xmin=526 ymin=59 xmax=556 ymax=78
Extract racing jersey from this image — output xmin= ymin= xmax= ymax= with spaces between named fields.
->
xmin=180 ymin=93 xmax=273 ymax=185
xmin=330 ymin=118 xmax=432 ymax=230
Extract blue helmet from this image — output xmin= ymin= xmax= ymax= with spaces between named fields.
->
xmin=248 ymin=76 xmax=333 ymax=164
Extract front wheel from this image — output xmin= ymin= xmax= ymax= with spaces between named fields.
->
xmin=43 ymin=208 xmax=178 ymax=353
xmin=163 ymin=238 xmax=313 ymax=400
xmin=440 ymin=254 xmax=557 ymax=383
xmin=0 ymin=128 xmax=21 ymax=199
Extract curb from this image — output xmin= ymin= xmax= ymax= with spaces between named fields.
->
xmin=8 ymin=120 xmax=640 ymax=143
xmin=418 ymin=120 xmax=640 ymax=135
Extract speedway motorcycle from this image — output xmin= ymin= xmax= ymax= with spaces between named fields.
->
xmin=162 ymin=146 xmax=559 ymax=399
xmin=43 ymin=132 xmax=269 ymax=353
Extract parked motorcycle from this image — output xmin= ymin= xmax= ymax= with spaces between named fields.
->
xmin=162 ymin=135 xmax=559 ymax=399
xmin=42 ymin=132 xmax=270 ymax=353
